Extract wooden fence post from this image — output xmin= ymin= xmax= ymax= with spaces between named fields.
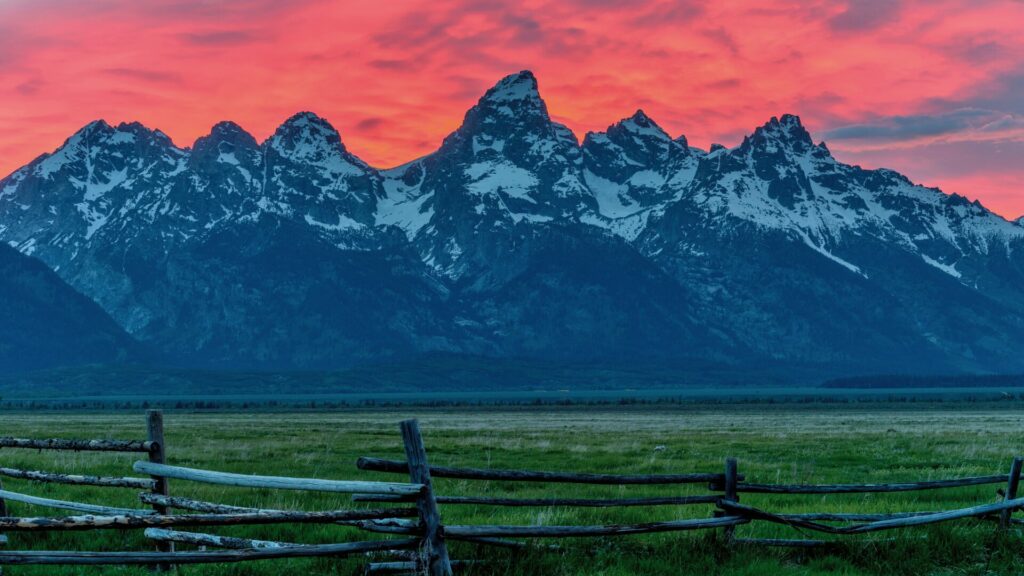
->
xmin=0 ymin=477 xmax=6 ymax=576
xmin=146 ymin=410 xmax=173 ymax=571
xmin=1000 ymin=456 xmax=1022 ymax=529
xmin=399 ymin=420 xmax=453 ymax=576
xmin=723 ymin=457 xmax=738 ymax=544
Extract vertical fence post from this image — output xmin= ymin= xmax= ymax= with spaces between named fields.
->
xmin=1000 ymin=456 xmax=1023 ymax=529
xmin=400 ymin=419 xmax=453 ymax=576
xmin=723 ymin=457 xmax=738 ymax=544
xmin=0 ymin=477 xmax=6 ymax=576
xmin=146 ymin=410 xmax=173 ymax=571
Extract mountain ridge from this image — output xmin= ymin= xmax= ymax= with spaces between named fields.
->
xmin=2 ymin=70 xmax=1022 ymax=379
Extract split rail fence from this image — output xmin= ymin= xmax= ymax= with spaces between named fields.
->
xmin=0 ymin=412 xmax=1022 ymax=575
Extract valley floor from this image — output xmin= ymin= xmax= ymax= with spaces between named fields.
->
xmin=2 ymin=404 xmax=1024 ymax=575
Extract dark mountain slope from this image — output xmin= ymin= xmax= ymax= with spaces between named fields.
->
xmin=0 ymin=243 xmax=138 ymax=374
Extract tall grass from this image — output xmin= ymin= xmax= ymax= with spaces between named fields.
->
xmin=1 ymin=404 xmax=1023 ymax=575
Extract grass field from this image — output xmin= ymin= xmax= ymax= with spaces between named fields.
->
xmin=2 ymin=403 xmax=1024 ymax=575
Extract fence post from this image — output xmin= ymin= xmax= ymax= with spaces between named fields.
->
xmin=0 ymin=477 xmax=6 ymax=576
xmin=399 ymin=419 xmax=453 ymax=576
xmin=723 ymin=457 xmax=738 ymax=544
xmin=1000 ymin=456 xmax=1023 ymax=529
xmin=146 ymin=410 xmax=173 ymax=571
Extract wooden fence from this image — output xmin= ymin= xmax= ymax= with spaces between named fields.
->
xmin=0 ymin=411 xmax=434 ymax=574
xmin=1 ymin=412 xmax=1022 ymax=575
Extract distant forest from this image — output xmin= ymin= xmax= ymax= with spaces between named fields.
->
xmin=823 ymin=374 xmax=1024 ymax=389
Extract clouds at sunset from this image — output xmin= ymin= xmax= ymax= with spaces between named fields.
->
xmin=0 ymin=0 xmax=1021 ymax=217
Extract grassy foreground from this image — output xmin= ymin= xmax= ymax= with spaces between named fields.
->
xmin=1 ymin=404 xmax=1024 ymax=575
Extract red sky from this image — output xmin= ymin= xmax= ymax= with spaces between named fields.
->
xmin=1 ymin=0 xmax=1022 ymax=218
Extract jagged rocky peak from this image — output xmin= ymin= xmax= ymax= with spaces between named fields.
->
xmin=31 ymin=118 xmax=182 ymax=183
xmin=68 ymin=119 xmax=175 ymax=147
xmin=742 ymin=113 xmax=816 ymax=154
xmin=459 ymin=70 xmax=556 ymax=136
xmin=605 ymin=109 xmax=688 ymax=162
xmin=205 ymin=120 xmax=257 ymax=145
xmin=1016 ymin=216 xmax=1024 ymax=227
xmin=619 ymin=109 xmax=668 ymax=136
xmin=266 ymin=111 xmax=369 ymax=172
xmin=53 ymin=118 xmax=172 ymax=154
xmin=440 ymin=69 xmax=582 ymax=165
xmin=480 ymin=70 xmax=543 ymax=107
xmin=271 ymin=112 xmax=347 ymax=154
xmin=191 ymin=121 xmax=259 ymax=165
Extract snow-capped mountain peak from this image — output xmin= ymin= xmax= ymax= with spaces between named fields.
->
xmin=620 ymin=109 xmax=670 ymax=138
xmin=192 ymin=121 xmax=259 ymax=163
xmin=480 ymin=70 xmax=542 ymax=104
xmin=741 ymin=114 xmax=817 ymax=155
xmin=267 ymin=111 xmax=366 ymax=171
xmin=204 ymin=120 xmax=255 ymax=142
xmin=580 ymin=109 xmax=700 ymax=238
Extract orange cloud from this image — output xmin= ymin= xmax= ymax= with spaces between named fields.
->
xmin=0 ymin=0 xmax=1021 ymax=217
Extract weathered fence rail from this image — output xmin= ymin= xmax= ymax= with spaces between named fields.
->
xmin=718 ymin=498 xmax=1024 ymax=534
xmin=354 ymin=493 xmax=720 ymax=507
xmin=2 ymin=412 xmax=1022 ymax=576
xmin=711 ymin=475 xmax=1009 ymax=493
xmin=357 ymin=456 xmax=737 ymax=484
xmin=0 ymin=467 xmax=156 ymax=489
xmin=0 ymin=438 xmax=154 ymax=452
xmin=0 ymin=539 xmax=420 ymax=565
xmin=133 ymin=461 xmax=425 ymax=495
xmin=0 ymin=489 xmax=154 ymax=516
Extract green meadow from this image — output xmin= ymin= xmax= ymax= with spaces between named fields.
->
xmin=1 ymin=404 xmax=1024 ymax=575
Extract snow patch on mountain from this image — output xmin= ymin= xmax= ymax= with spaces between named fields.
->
xmin=465 ymin=161 xmax=538 ymax=201
xmin=921 ymin=254 xmax=962 ymax=278
xmin=677 ymin=115 xmax=1024 ymax=279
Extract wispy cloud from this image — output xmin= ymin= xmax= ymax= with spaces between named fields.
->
xmin=828 ymin=0 xmax=904 ymax=31
xmin=0 ymin=0 xmax=1021 ymax=215
xmin=825 ymin=109 xmax=1024 ymax=146
xmin=178 ymin=29 xmax=259 ymax=46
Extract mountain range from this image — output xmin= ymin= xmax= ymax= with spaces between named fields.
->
xmin=2 ymin=70 xmax=1023 ymax=383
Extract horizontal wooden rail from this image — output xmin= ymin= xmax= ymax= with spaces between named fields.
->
xmin=0 ymin=508 xmax=417 ymax=532
xmin=144 ymin=528 xmax=299 ymax=550
xmin=718 ymin=497 xmax=1024 ymax=534
xmin=443 ymin=515 xmax=748 ymax=538
xmin=777 ymin=511 xmax=938 ymax=522
xmin=366 ymin=560 xmax=477 ymax=574
xmin=712 ymin=475 xmax=1007 ymax=494
xmin=0 ymin=539 xmax=420 ymax=565
xmin=446 ymin=536 xmax=537 ymax=549
xmin=736 ymin=537 xmax=902 ymax=547
xmin=357 ymin=457 xmax=732 ymax=485
xmin=735 ymin=538 xmax=832 ymax=548
xmin=0 ymin=489 xmax=154 ymax=517
xmin=0 ymin=467 xmax=155 ymax=490
xmin=133 ymin=462 xmax=424 ymax=495
xmin=139 ymin=494 xmax=255 ymax=514
xmin=353 ymin=493 xmax=719 ymax=507
xmin=138 ymin=494 xmax=422 ymax=535
xmin=343 ymin=518 xmax=421 ymax=535
xmin=0 ymin=438 xmax=153 ymax=453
